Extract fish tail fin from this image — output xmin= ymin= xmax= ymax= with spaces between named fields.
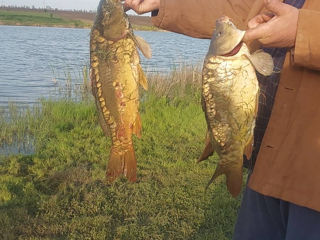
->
xmin=198 ymin=133 xmax=214 ymax=163
xmin=206 ymin=160 xmax=243 ymax=197
xmin=132 ymin=113 xmax=142 ymax=138
xmin=225 ymin=164 xmax=243 ymax=197
xmin=106 ymin=146 xmax=137 ymax=183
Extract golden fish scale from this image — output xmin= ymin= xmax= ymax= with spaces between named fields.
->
xmin=202 ymin=45 xmax=259 ymax=165
xmin=90 ymin=30 xmax=140 ymax=154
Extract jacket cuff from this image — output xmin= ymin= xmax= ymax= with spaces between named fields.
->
xmin=151 ymin=0 xmax=166 ymax=28
xmin=294 ymin=9 xmax=320 ymax=71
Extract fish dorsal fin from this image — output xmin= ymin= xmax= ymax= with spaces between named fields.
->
xmin=245 ymin=50 xmax=274 ymax=76
xmin=138 ymin=65 xmax=148 ymax=90
xmin=134 ymin=35 xmax=152 ymax=59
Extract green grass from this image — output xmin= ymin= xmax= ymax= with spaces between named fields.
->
xmin=0 ymin=10 xmax=89 ymax=28
xmin=0 ymin=68 xmax=243 ymax=239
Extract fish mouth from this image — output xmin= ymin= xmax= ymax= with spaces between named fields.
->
xmin=222 ymin=41 xmax=243 ymax=57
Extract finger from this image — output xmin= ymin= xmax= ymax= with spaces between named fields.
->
xmin=248 ymin=13 xmax=273 ymax=28
xmin=133 ymin=0 xmax=151 ymax=14
xmin=264 ymin=0 xmax=290 ymax=16
xmin=243 ymin=23 xmax=271 ymax=42
xmin=125 ymin=0 xmax=141 ymax=9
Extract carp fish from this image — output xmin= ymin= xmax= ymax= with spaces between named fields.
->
xmin=199 ymin=16 xmax=274 ymax=197
xmin=90 ymin=0 xmax=151 ymax=182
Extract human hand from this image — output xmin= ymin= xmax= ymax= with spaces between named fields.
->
xmin=243 ymin=0 xmax=299 ymax=48
xmin=124 ymin=0 xmax=160 ymax=14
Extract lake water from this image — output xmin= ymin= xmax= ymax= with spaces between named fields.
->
xmin=0 ymin=25 xmax=210 ymax=109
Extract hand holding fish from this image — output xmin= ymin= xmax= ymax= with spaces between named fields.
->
xmin=243 ymin=0 xmax=299 ymax=48
xmin=124 ymin=0 xmax=160 ymax=14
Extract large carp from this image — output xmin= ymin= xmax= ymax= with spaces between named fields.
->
xmin=198 ymin=16 xmax=274 ymax=197
xmin=90 ymin=0 xmax=151 ymax=182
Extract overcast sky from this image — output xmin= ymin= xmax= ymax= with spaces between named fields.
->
xmin=1 ymin=0 xmax=102 ymax=11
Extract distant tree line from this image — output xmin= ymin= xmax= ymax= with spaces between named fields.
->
xmin=0 ymin=5 xmax=96 ymax=13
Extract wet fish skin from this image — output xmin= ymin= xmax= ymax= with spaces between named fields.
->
xmin=90 ymin=0 xmax=150 ymax=182
xmin=199 ymin=16 xmax=273 ymax=197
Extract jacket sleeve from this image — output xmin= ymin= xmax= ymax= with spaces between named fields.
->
xmin=294 ymin=9 xmax=320 ymax=71
xmin=151 ymin=0 xmax=257 ymax=39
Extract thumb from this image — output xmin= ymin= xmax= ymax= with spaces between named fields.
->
xmin=243 ymin=23 xmax=269 ymax=42
xmin=265 ymin=0 xmax=289 ymax=15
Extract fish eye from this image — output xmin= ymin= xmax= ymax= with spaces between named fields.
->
xmin=216 ymin=32 xmax=222 ymax=37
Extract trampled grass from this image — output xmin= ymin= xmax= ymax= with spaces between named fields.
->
xmin=0 ymin=68 xmax=243 ymax=239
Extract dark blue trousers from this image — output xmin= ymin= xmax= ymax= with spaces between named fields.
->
xmin=233 ymin=181 xmax=320 ymax=240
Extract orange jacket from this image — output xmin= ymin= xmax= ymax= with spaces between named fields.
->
xmin=152 ymin=0 xmax=320 ymax=212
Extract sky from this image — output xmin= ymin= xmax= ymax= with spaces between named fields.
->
xmin=1 ymin=0 xmax=103 ymax=11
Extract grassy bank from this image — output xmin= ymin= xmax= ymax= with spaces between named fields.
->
xmin=0 ymin=68 xmax=242 ymax=239
xmin=0 ymin=10 xmax=91 ymax=28
xmin=0 ymin=9 xmax=158 ymax=30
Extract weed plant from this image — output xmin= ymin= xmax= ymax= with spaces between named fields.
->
xmin=0 ymin=67 xmax=242 ymax=239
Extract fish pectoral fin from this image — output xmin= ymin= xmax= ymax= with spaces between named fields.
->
xmin=138 ymin=65 xmax=148 ymax=90
xmin=246 ymin=50 xmax=274 ymax=76
xmin=243 ymin=136 xmax=254 ymax=160
xmin=134 ymin=35 xmax=152 ymax=59
xmin=132 ymin=113 xmax=142 ymax=138
xmin=198 ymin=133 xmax=214 ymax=163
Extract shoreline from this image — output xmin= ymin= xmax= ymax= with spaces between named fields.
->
xmin=0 ymin=8 xmax=158 ymax=31
xmin=0 ymin=22 xmax=162 ymax=31
xmin=0 ymin=21 xmax=161 ymax=31
xmin=0 ymin=22 xmax=91 ymax=29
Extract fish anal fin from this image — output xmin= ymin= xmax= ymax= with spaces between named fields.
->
xmin=106 ymin=146 xmax=137 ymax=183
xmin=135 ymin=35 xmax=152 ymax=59
xmin=205 ymin=164 xmax=223 ymax=191
xmin=132 ymin=113 xmax=142 ymax=138
xmin=198 ymin=133 xmax=214 ymax=163
xmin=138 ymin=65 xmax=148 ymax=90
xmin=246 ymin=50 xmax=274 ymax=76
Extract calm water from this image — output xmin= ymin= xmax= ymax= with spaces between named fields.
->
xmin=0 ymin=25 xmax=210 ymax=108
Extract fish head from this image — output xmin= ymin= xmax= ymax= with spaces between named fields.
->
xmin=95 ymin=0 xmax=129 ymax=40
xmin=207 ymin=16 xmax=245 ymax=56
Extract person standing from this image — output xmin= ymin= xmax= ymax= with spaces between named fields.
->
xmin=125 ymin=0 xmax=320 ymax=239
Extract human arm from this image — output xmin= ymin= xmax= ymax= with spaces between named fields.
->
xmin=125 ymin=0 xmax=257 ymax=39
xmin=294 ymin=9 xmax=320 ymax=70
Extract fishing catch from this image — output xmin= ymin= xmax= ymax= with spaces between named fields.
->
xmin=198 ymin=16 xmax=274 ymax=197
xmin=90 ymin=0 xmax=151 ymax=182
